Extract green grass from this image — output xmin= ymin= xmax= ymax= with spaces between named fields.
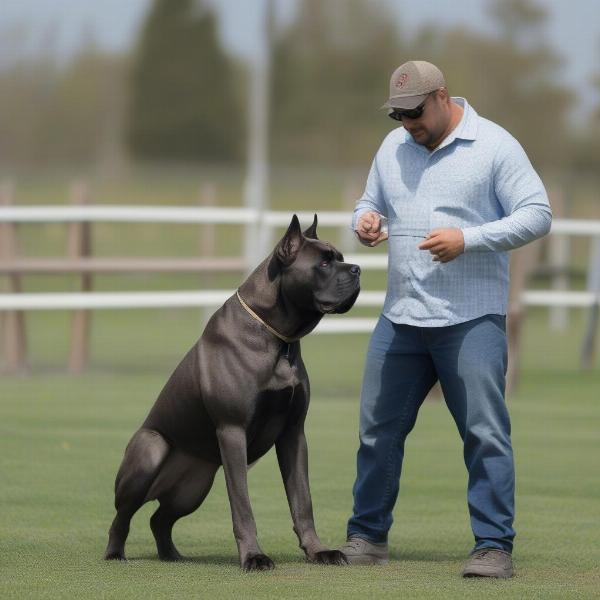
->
xmin=1 ymin=368 xmax=599 ymax=599
xmin=1 ymin=167 xmax=600 ymax=597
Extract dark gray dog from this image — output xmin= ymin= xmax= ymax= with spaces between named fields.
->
xmin=104 ymin=214 xmax=360 ymax=570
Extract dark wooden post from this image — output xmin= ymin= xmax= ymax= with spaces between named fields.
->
xmin=548 ymin=188 xmax=568 ymax=330
xmin=198 ymin=183 xmax=217 ymax=327
xmin=0 ymin=181 xmax=28 ymax=373
xmin=341 ymin=178 xmax=361 ymax=252
xmin=198 ymin=183 xmax=217 ymax=270
xmin=68 ymin=181 xmax=92 ymax=374
xmin=581 ymin=236 xmax=600 ymax=369
xmin=507 ymin=239 xmax=543 ymax=395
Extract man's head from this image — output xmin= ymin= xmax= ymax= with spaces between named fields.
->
xmin=382 ymin=60 xmax=456 ymax=150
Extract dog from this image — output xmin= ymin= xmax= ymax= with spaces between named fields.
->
xmin=104 ymin=214 xmax=361 ymax=570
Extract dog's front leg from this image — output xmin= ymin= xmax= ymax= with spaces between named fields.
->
xmin=276 ymin=425 xmax=347 ymax=565
xmin=217 ymin=426 xmax=274 ymax=571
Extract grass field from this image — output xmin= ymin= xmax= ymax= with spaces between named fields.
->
xmin=1 ymin=311 xmax=599 ymax=599
xmin=1 ymin=168 xmax=599 ymax=598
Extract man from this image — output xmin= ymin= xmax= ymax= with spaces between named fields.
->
xmin=339 ymin=60 xmax=552 ymax=578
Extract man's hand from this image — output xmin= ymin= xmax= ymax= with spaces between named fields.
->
xmin=355 ymin=212 xmax=389 ymax=247
xmin=418 ymin=228 xmax=465 ymax=263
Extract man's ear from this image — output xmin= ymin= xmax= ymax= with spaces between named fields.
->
xmin=275 ymin=214 xmax=304 ymax=267
xmin=303 ymin=213 xmax=318 ymax=239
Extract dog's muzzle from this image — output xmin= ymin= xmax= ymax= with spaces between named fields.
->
xmin=328 ymin=264 xmax=361 ymax=314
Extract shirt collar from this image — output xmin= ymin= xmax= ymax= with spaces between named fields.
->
xmin=401 ymin=96 xmax=478 ymax=149
xmin=452 ymin=97 xmax=478 ymax=141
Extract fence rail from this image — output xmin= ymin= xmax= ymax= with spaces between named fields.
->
xmin=0 ymin=206 xmax=354 ymax=227
xmin=0 ymin=258 xmax=247 ymax=274
xmin=1 ymin=201 xmax=599 ymax=376
xmin=0 ymin=289 xmax=598 ymax=312
xmin=1 ymin=204 xmax=600 ymax=235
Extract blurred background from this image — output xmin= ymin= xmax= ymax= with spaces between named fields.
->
xmin=1 ymin=0 xmax=599 ymax=174
xmin=1 ymin=0 xmax=599 ymax=377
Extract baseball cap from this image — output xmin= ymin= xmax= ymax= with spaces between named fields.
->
xmin=381 ymin=60 xmax=446 ymax=110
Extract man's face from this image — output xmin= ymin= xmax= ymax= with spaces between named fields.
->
xmin=398 ymin=90 xmax=452 ymax=150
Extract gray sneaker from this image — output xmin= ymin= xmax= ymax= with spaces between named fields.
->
xmin=338 ymin=536 xmax=389 ymax=565
xmin=462 ymin=548 xmax=514 ymax=579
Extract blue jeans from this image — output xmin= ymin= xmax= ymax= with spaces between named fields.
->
xmin=347 ymin=314 xmax=515 ymax=553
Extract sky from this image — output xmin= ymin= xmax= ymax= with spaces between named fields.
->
xmin=1 ymin=0 xmax=598 ymax=122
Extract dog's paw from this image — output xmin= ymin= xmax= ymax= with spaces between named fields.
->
xmin=242 ymin=553 xmax=275 ymax=572
xmin=158 ymin=549 xmax=183 ymax=562
xmin=310 ymin=549 xmax=348 ymax=566
xmin=104 ymin=550 xmax=126 ymax=561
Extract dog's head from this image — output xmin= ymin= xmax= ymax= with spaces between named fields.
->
xmin=274 ymin=214 xmax=360 ymax=315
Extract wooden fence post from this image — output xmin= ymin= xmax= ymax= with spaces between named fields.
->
xmin=198 ymin=183 xmax=217 ymax=285
xmin=68 ymin=181 xmax=92 ymax=374
xmin=581 ymin=236 xmax=600 ymax=369
xmin=506 ymin=239 xmax=544 ymax=395
xmin=548 ymin=187 xmax=569 ymax=330
xmin=341 ymin=178 xmax=361 ymax=252
xmin=0 ymin=181 xmax=28 ymax=373
xmin=198 ymin=182 xmax=217 ymax=326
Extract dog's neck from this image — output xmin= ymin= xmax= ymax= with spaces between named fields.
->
xmin=237 ymin=254 xmax=323 ymax=341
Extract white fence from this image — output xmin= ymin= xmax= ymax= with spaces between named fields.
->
xmin=1 ymin=206 xmax=600 ymax=318
xmin=2 ymin=204 xmax=599 ymax=375
xmin=2 ymin=204 xmax=600 ymax=232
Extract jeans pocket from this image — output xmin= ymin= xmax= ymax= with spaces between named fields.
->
xmin=488 ymin=314 xmax=507 ymax=332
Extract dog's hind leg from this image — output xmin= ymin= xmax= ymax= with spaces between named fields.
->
xmin=148 ymin=452 xmax=219 ymax=561
xmin=104 ymin=429 xmax=170 ymax=560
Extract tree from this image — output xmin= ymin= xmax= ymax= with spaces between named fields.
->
xmin=127 ymin=0 xmax=242 ymax=162
xmin=488 ymin=0 xmax=547 ymax=47
xmin=569 ymin=39 xmax=600 ymax=176
xmin=409 ymin=0 xmax=572 ymax=172
xmin=271 ymin=0 xmax=404 ymax=165
xmin=270 ymin=0 xmax=573 ymax=172
xmin=0 ymin=26 xmax=128 ymax=168
xmin=47 ymin=48 xmax=129 ymax=167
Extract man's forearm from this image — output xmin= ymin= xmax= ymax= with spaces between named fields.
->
xmin=462 ymin=204 xmax=552 ymax=253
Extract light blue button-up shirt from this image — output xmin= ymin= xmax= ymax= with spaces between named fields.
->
xmin=352 ymin=97 xmax=552 ymax=327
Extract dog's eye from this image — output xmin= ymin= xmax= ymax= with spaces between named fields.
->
xmin=320 ymin=260 xmax=330 ymax=268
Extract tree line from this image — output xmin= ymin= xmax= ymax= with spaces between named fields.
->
xmin=0 ymin=0 xmax=597 ymax=175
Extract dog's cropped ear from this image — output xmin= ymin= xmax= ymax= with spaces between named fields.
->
xmin=303 ymin=214 xmax=318 ymax=239
xmin=275 ymin=214 xmax=304 ymax=267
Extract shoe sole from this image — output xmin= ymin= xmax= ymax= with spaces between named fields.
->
xmin=345 ymin=555 xmax=389 ymax=566
xmin=462 ymin=568 xmax=513 ymax=579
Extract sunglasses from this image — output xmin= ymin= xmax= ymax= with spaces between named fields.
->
xmin=388 ymin=92 xmax=433 ymax=121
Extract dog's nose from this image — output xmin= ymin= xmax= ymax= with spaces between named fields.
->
xmin=350 ymin=264 xmax=361 ymax=276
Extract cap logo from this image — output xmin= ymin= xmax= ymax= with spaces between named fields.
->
xmin=395 ymin=73 xmax=409 ymax=88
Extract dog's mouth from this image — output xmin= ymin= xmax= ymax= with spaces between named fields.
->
xmin=318 ymin=285 xmax=360 ymax=315
xmin=332 ymin=286 xmax=360 ymax=314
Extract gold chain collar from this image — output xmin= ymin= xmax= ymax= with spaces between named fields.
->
xmin=236 ymin=291 xmax=297 ymax=344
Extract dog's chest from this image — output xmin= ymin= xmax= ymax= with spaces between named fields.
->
xmin=269 ymin=354 xmax=299 ymax=390
xmin=254 ymin=355 xmax=302 ymax=420
xmin=246 ymin=360 xmax=302 ymax=461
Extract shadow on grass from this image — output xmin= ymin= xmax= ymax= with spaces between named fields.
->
xmin=15 ymin=363 xmax=174 ymax=378
xmin=125 ymin=553 xmax=237 ymax=565
xmin=390 ymin=548 xmax=464 ymax=562
xmin=124 ymin=552 xmax=308 ymax=566
xmin=124 ymin=549 xmax=465 ymax=567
